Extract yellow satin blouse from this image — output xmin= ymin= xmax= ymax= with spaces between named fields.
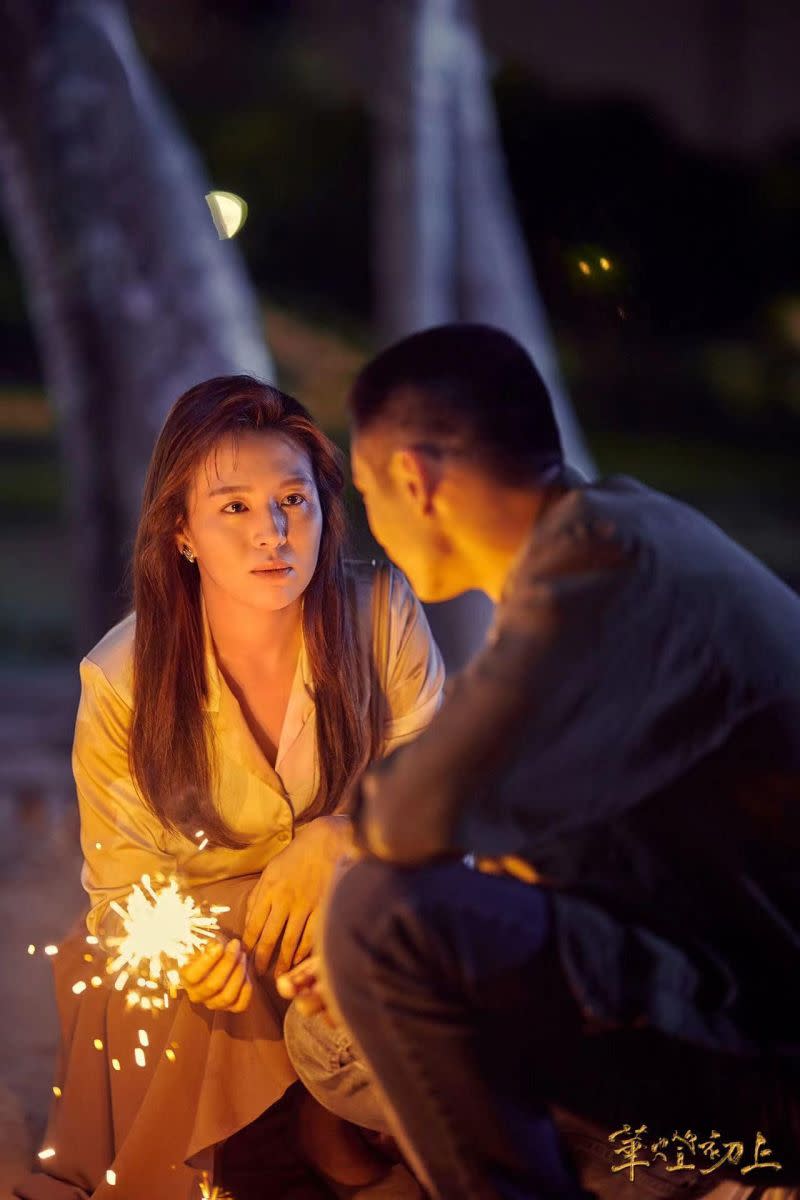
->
xmin=74 ymin=562 xmax=445 ymax=935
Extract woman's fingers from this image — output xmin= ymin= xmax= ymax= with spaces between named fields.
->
xmin=183 ymin=937 xmax=253 ymax=1013
xmin=181 ymin=940 xmax=225 ymax=991
xmin=291 ymin=911 xmax=317 ymax=968
xmin=204 ymin=952 xmax=249 ymax=1011
xmin=228 ymin=976 xmax=253 ymax=1014
xmin=184 ymin=939 xmax=243 ymax=1003
xmin=243 ymin=890 xmax=271 ymax=953
xmin=253 ymin=903 xmax=289 ymax=975
xmin=275 ymin=912 xmax=307 ymax=978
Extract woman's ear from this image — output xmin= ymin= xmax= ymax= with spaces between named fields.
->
xmin=174 ymin=520 xmax=195 ymax=562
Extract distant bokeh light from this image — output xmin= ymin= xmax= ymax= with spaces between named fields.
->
xmin=205 ymin=190 xmax=249 ymax=239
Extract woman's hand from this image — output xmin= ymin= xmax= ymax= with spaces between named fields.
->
xmin=242 ymin=814 xmax=353 ymax=977
xmin=180 ymin=937 xmax=253 ymax=1013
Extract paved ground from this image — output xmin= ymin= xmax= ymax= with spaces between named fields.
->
xmin=0 ymin=668 xmax=84 ymax=1196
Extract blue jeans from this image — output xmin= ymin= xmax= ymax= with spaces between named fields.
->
xmin=288 ymin=860 xmax=798 ymax=1200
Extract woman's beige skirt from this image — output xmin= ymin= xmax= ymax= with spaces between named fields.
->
xmin=14 ymin=875 xmax=299 ymax=1199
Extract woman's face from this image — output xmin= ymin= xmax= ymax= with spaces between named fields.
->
xmin=180 ymin=430 xmax=324 ymax=613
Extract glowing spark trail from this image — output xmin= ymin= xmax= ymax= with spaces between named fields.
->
xmin=198 ymin=1170 xmax=234 ymax=1199
xmin=105 ymin=874 xmax=229 ymax=1008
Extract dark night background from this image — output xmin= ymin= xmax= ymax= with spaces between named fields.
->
xmin=1 ymin=0 xmax=799 ymax=666
xmin=0 ymin=1 xmax=798 ymax=1183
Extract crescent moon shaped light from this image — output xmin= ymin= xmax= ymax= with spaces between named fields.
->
xmin=205 ymin=190 xmax=249 ymax=239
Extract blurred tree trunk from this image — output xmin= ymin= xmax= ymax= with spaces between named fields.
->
xmin=373 ymin=0 xmax=594 ymax=670
xmin=0 ymin=0 xmax=271 ymax=649
xmin=373 ymin=0 xmax=458 ymax=335
xmin=452 ymin=0 xmax=594 ymax=479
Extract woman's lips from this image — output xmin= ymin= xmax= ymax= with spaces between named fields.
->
xmin=251 ymin=565 xmax=292 ymax=577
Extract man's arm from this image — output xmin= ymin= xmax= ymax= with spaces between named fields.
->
xmin=354 ymin=515 xmax=637 ymax=864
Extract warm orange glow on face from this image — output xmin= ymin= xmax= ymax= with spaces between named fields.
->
xmin=182 ymin=431 xmax=323 ymax=617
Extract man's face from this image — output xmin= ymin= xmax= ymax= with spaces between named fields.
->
xmin=351 ymin=429 xmax=456 ymax=603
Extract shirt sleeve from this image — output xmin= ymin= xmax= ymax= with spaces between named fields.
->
xmin=362 ymin=517 xmax=637 ymax=857
xmin=74 ymin=657 xmax=176 ymax=937
xmin=380 ymin=567 xmax=446 ymax=751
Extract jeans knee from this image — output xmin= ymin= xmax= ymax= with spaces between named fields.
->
xmin=283 ymin=996 xmax=390 ymax=1131
xmin=284 ymin=999 xmax=353 ymax=1090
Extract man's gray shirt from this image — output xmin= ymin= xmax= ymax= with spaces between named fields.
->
xmin=364 ymin=476 xmax=800 ymax=1055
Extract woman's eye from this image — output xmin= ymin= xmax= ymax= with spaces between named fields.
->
xmin=222 ymin=501 xmax=248 ymax=514
xmin=282 ymin=493 xmax=306 ymax=508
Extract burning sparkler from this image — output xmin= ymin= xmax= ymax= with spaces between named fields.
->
xmin=198 ymin=1171 xmax=234 ymax=1199
xmin=105 ymin=874 xmax=229 ymax=1009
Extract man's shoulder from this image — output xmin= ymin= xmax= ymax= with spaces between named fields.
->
xmin=520 ymin=476 xmax=649 ymax=576
xmin=532 ymin=474 xmax=725 ymax=565
xmin=500 ymin=475 xmax=688 ymax=621
xmin=543 ymin=474 xmax=659 ymax=532
xmin=82 ymin=612 xmax=136 ymax=706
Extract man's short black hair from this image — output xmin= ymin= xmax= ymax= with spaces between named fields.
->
xmin=349 ymin=324 xmax=563 ymax=483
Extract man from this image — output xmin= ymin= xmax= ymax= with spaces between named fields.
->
xmin=282 ymin=324 xmax=800 ymax=1198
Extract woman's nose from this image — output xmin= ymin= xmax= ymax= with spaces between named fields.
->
xmin=253 ymin=502 xmax=288 ymax=547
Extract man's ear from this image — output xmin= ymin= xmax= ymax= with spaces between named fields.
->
xmin=391 ymin=446 xmax=441 ymax=515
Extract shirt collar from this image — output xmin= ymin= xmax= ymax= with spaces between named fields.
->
xmin=199 ymin=592 xmax=316 ymax=792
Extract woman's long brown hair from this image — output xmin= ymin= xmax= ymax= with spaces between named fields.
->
xmin=130 ymin=375 xmax=383 ymax=848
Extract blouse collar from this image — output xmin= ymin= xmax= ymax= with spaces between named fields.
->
xmin=199 ymin=592 xmax=316 ymax=793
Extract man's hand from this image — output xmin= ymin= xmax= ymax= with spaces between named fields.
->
xmin=276 ymin=953 xmax=327 ymax=1014
xmin=276 ymin=952 xmax=347 ymax=1029
xmin=180 ymin=937 xmax=253 ymax=1013
xmin=242 ymin=814 xmax=352 ymax=977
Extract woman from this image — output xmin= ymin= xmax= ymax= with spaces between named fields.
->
xmin=16 ymin=376 xmax=444 ymax=1199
